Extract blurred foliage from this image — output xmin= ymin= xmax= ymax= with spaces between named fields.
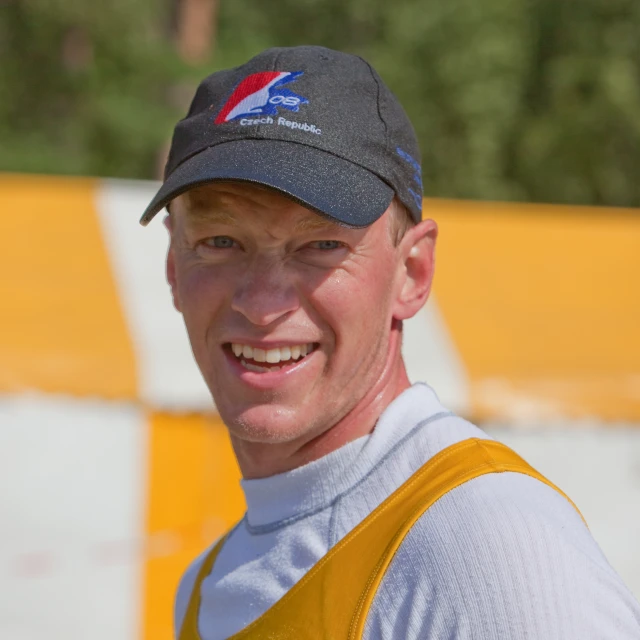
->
xmin=1 ymin=0 xmax=640 ymax=205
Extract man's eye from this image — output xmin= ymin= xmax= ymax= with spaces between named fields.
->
xmin=308 ymin=240 xmax=343 ymax=250
xmin=204 ymin=236 xmax=236 ymax=249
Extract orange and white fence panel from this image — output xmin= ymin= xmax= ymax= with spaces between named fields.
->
xmin=1 ymin=174 xmax=639 ymax=639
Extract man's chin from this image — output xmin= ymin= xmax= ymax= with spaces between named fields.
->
xmin=217 ymin=403 xmax=313 ymax=446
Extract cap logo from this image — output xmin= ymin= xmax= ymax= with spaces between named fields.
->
xmin=396 ymin=146 xmax=423 ymax=210
xmin=214 ymin=71 xmax=308 ymax=124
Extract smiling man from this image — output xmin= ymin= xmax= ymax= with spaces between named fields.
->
xmin=165 ymin=184 xmax=429 ymax=478
xmin=141 ymin=46 xmax=640 ymax=639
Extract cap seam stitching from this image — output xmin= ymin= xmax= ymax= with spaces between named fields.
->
xmin=272 ymin=47 xmax=284 ymax=71
xmin=360 ymin=57 xmax=389 ymax=149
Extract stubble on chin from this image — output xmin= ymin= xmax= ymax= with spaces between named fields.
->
xmin=213 ymin=394 xmax=310 ymax=445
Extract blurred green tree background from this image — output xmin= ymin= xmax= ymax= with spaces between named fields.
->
xmin=2 ymin=0 xmax=640 ymax=205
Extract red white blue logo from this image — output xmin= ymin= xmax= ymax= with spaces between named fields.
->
xmin=214 ymin=71 xmax=308 ymax=124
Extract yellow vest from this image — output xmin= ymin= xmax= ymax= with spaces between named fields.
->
xmin=180 ymin=438 xmax=583 ymax=640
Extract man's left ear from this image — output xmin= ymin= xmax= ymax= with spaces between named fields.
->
xmin=393 ymin=219 xmax=438 ymax=321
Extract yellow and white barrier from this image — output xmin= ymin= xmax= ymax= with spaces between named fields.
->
xmin=432 ymin=198 xmax=640 ymax=422
xmin=2 ymin=174 xmax=639 ymax=419
xmin=1 ymin=174 xmax=639 ymax=639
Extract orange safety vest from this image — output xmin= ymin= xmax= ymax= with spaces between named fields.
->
xmin=180 ymin=438 xmax=584 ymax=640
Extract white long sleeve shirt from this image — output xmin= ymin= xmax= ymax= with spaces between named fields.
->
xmin=175 ymin=383 xmax=640 ymax=639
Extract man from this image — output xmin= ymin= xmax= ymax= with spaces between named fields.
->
xmin=141 ymin=46 xmax=640 ymax=639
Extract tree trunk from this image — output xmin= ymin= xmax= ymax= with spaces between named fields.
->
xmin=175 ymin=0 xmax=218 ymax=64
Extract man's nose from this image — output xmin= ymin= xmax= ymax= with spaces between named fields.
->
xmin=231 ymin=259 xmax=300 ymax=327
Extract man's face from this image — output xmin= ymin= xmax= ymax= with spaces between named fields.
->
xmin=167 ymin=183 xmax=414 ymax=446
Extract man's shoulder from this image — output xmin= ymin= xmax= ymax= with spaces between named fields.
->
xmin=397 ymin=464 xmax=609 ymax=581
xmin=364 ymin=470 xmax=640 ymax=638
xmin=407 ymin=468 xmax=594 ymax=560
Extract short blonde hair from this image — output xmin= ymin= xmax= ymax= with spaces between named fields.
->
xmin=388 ymin=198 xmax=416 ymax=246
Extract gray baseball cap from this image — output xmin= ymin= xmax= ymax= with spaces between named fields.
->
xmin=140 ymin=46 xmax=423 ymax=227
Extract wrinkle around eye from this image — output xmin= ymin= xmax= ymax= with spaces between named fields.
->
xmin=295 ymin=241 xmax=350 ymax=269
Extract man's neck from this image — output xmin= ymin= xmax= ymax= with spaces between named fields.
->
xmin=230 ymin=331 xmax=411 ymax=479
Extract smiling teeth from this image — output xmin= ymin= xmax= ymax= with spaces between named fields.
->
xmin=231 ymin=343 xmax=314 ymax=364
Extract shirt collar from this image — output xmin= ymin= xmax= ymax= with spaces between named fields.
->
xmin=241 ymin=383 xmax=447 ymax=529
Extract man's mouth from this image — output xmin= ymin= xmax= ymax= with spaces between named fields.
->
xmin=226 ymin=342 xmax=318 ymax=373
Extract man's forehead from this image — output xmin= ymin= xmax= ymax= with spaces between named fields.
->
xmin=172 ymin=183 xmax=344 ymax=232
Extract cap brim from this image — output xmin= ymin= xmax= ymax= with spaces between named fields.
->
xmin=140 ymin=139 xmax=394 ymax=227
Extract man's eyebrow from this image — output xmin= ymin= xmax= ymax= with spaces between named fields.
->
xmin=182 ymin=208 xmax=341 ymax=232
xmin=292 ymin=215 xmax=341 ymax=232
xmin=182 ymin=208 xmax=240 ymax=226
